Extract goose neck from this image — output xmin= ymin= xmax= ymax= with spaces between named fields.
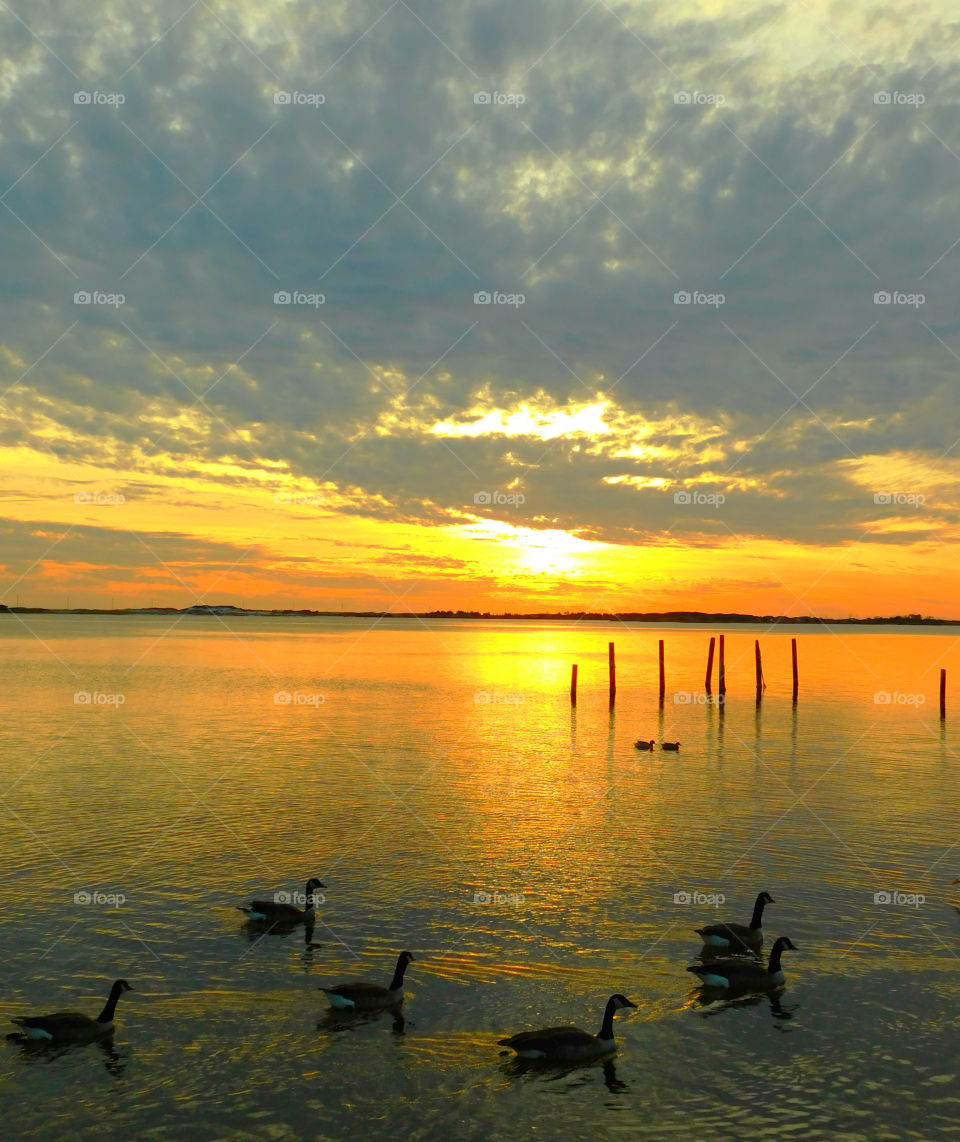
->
xmin=96 ymin=984 xmax=123 ymax=1024
xmin=596 ymin=998 xmax=617 ymax=1041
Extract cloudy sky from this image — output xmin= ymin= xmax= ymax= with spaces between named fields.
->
xmin=2 ymin=0 xmax=959 ymax=615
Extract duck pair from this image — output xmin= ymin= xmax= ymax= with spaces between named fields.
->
xmin=689 ymin=891 xmax=797 ymax=989
xmin=635 ymin=740 xmax=680 ymax=751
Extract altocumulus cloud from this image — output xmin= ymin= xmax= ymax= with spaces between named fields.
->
xmin=1 ymin=0 xmax=959 ymax=549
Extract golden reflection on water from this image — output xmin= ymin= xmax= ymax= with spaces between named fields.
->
xmin=2 ymin=617 xmax=960 ymax=1139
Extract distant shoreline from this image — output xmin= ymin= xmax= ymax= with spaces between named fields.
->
xmin=1 ymin=605 xmax=957 ymax=625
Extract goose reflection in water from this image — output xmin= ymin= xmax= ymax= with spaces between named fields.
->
xmin=692 ymin=988 xmax=797 ymax=1023
xmin=239 ymin=920 xmax=321 ymax=948
xmin=317 ymin=1007 xmax=406 ymax=1036
xmin=502 ymin=1055 xmax=629 ymax=1093
xmin=7 ymin=1033 xmax=128 ymax=1076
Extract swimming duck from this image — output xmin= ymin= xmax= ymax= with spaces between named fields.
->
xmin=661 ymin=742 xmax=680 ymax=751
xmin=498 ymin=993 xmax=636 ymax=1062
xmin=696 ymin=891 xmax=774 ymax=952
xmin=320 ymin=951 xmax=414 ymax=1010
xmin=634 ymin=740 xmax=655 ymax=750
xmin=687 ymin=936 xmax=797 ymax=990
xmin=9 ymin=979 xmax=132 ymax=1044
xmin=238 ymin=877 xmax=324 ymax=925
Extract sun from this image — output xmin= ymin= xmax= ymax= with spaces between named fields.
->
xmin=511 ymin=527 xmax=594 ymax=576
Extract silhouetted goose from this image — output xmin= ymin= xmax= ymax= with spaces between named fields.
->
xmin=687 ymin=937 xmax=797 ymax=989
xmin=10 ymin=979 xmax=132 ymax=1043
xmin=634 ymin=739 xmax=655 ymax=750
xmin=320 ymin=951 xmax=414 ymax=1010
xmin=696 ymin=891 xmax=774 ymax=951
xmin=238 ymin=878 xmax=324 ymax=925
xmin=498 ymin=993 xmax=636 ymax=1062
xmin=662 ymin=742 xmax=680 ymax=751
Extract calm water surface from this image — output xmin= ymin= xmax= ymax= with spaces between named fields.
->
xmin=2 ymin=616 xmax=960 ymax=1140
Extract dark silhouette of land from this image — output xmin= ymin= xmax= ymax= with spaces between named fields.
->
xmin=0 ymin=603 xmax=955 ymax=625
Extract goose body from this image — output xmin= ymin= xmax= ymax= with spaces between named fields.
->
xmin=696 ymin=891 xmax=774 ymax=951
xmin=687 ymin=936 xmax=797 ymax=990
xmin=662 ymin=742 xmax=680 ymax=751
xmin=238 ymin=878 xmax=324 ymax=925
xmin=320 ymin=951 xmax=414 ymax=1010
xmin=10 ymin=979 xmax=132 ymax=1044
xmin=498 ymin=994 xmax=636 ymax=1062
xmin=634 ymin=739 xmax=655 ymax=750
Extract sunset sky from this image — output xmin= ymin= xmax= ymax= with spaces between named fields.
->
xmin=2 ymin=0 xmax=960 ymax=616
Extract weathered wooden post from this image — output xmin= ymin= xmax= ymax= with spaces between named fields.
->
xmin=705 ymin=636 xmax=715 ymax=695
xmin=718 ymin=634 xmax=726 ymax=698
xmin=608 ymin=643 xmax=616 ymax=708
xmin=570 ymin=664 xmax=578 ymax=706
xmin=658 ymin=639 xmax=665 ymax=705
xmin=755 ymin=640 xmax=765 ymax=703
xmin=941 ymin=668 xmax=946 ymax=719
xmin=791 ymin=638 xmax=798 ymax=704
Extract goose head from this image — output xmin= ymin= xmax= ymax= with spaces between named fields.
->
xmin=609 ymin=993 xmax=636 ymax=1012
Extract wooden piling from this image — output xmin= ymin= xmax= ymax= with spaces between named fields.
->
xmin=940 ymin=668 xmax=946 ymax=719
xmin=658 ymin=639 xmax=665 ymax=705
xmin=718 ymin=634 xmax=726 ymax=697
xmin=755 ymin=640 xmax=765 ymax=702
xmin=608 ymin=643 xmax=616 ymax=708
xmin=791 ymin=638 xmax=798 ymax=703
xmin=570 ymin=664 xmax=578 ymax=706
xmin=705 ymin=637 xmax=715 ymax=694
